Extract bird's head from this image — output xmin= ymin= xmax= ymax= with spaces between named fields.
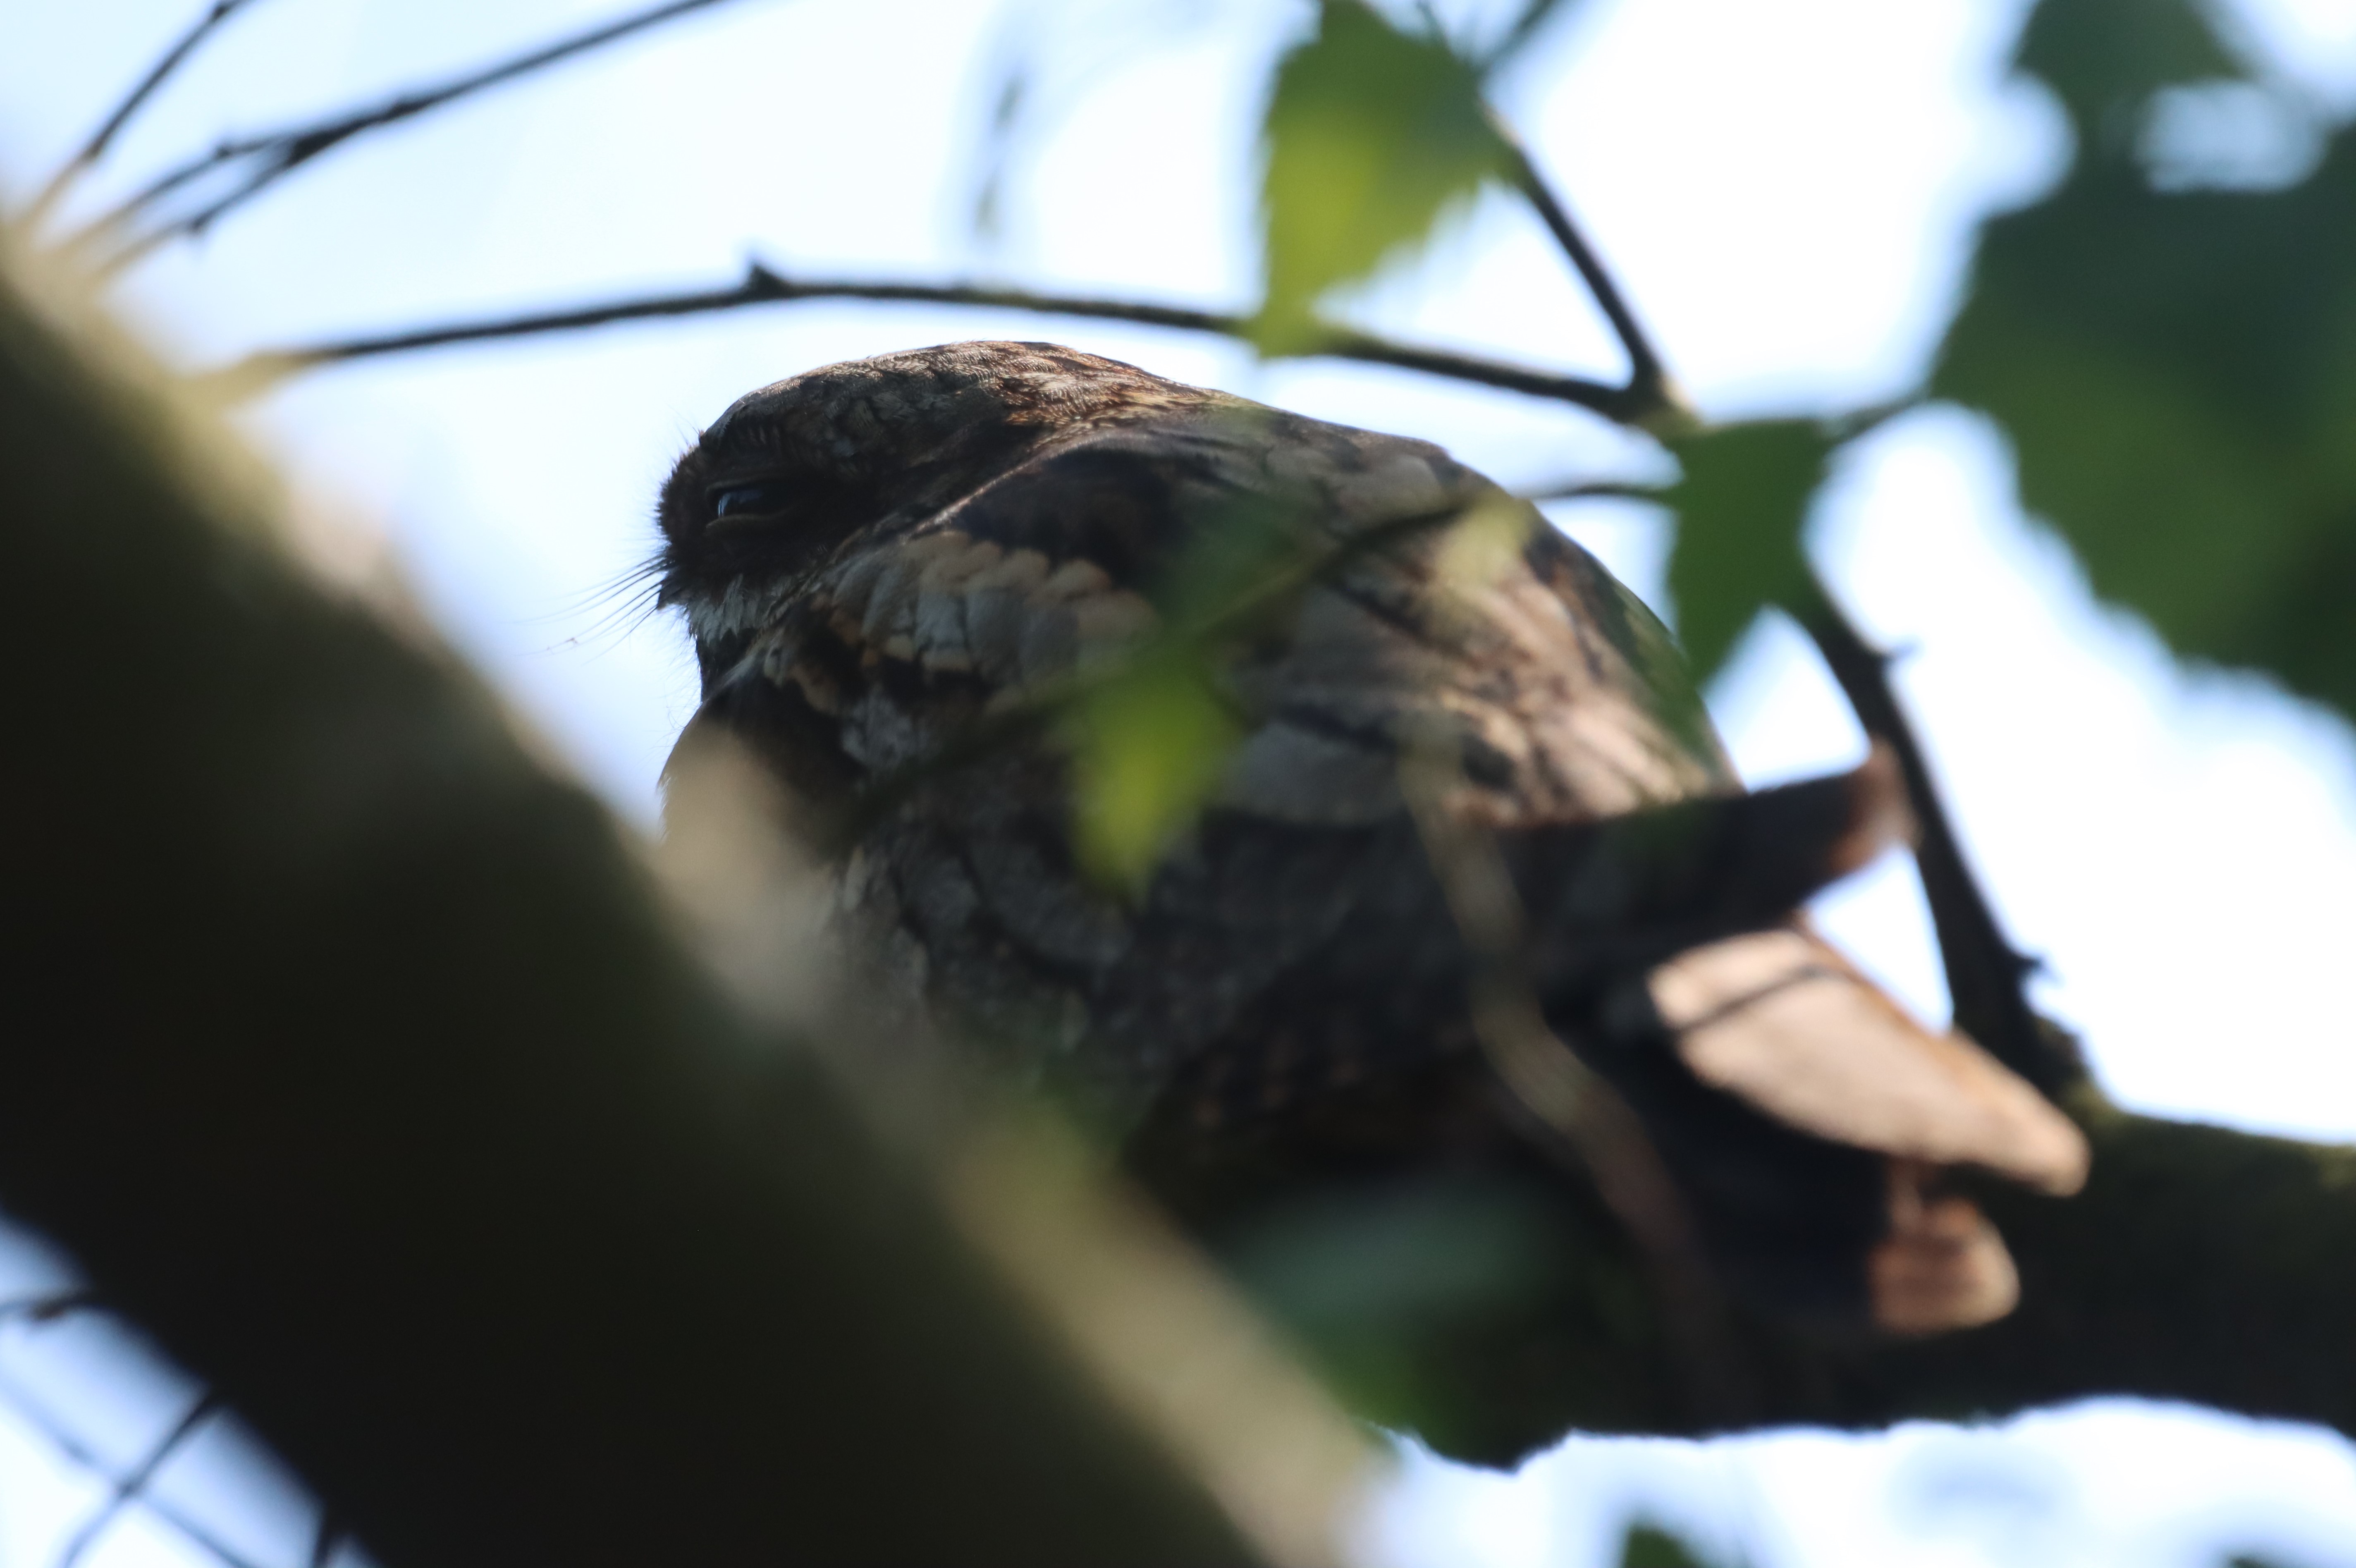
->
xmin=654 ymin=340 xmax=1215 ymax=686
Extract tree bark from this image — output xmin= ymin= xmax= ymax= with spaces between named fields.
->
xmin=0 ymin=261 xmax=1268 ymax=1566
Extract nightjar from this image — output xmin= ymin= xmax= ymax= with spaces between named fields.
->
xmin=655 ymin=341 xmax=2086 ymax=1458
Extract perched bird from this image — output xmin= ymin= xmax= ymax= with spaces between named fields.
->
xmin=655 ymin=341 xmax=2087 ymax=1458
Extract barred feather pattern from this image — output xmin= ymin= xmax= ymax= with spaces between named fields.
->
xmin=655 ymin=341 xmax=2085 ymax=1363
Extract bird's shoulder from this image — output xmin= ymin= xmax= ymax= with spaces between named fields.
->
xmin=726 ymin=404 xmax=1732 ymax=825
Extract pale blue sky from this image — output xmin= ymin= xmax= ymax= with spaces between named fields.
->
xmin=5 ymin=1 xmax=2356 ymax=1565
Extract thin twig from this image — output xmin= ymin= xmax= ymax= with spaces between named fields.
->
xmin=22 ymin=0 xmax=264 ymax=231
xmin=202 ymin=259 xmax=1639 ymax=417
xmin=1495 ymin=126 xmax=1696 ymax=435
xmin=75 ymin=0 xmax=750 ymax=270
xmin=1397 ymin=724 xmax=1750 ymax=1425
xmin=56 ymin=1391 xmax=223 ymax=1568
xmin=1517 ymin=477 xmax=1665 ymax=504
xmin=1796 ymin=574 xmax=2078 ymax=1094
xmin=0 ymin=1374 xmax=259 ymax=1568
xmin=0 ymin=1290 xmax=100 ymax=1322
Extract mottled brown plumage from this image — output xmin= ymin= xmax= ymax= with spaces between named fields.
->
xmin=655 ymin=341 xmax=2086 ymax=1457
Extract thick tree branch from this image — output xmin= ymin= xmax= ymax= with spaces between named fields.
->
xmin=205 ymin=259 xmax=1639 ymax=416
xmin=0 ymin=261 xmax=1280 ymax=1566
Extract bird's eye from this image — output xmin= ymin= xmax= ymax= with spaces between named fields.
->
xmin=711 ymin=480 xmax=794 ymax=519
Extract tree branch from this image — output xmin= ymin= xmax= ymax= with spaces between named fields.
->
xmin=21 ymin=0 xmax=264 ymax=232
xmin=204 ymin=259 xmax=1641 ymax=417
xmin=0 ymin=251 xmax=1281 ymax=1568
xmin=72 ymin=0 xmax=752 ymax=271
xmin=1495 ymin=126 xmax=1697 ymax=434
xmin=1796 ymin=575 xmax=2079 ymax=1094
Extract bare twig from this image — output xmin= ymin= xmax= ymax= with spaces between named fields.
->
xmin=74 ymin=0 xmax=750 ymax=271
xmin=0 ymin=1290 xmax=99 ymax=1322
xmin=22 ymin=0 xmax=265 ymax=231
xmin=1475 ymin=0 xmax=1585 ymax=74
xmin=203 ymin=259 xmax=1638 ymax=416
xmin=1795 ymin=574 xmax=2079 ymax=1094
xmin=1397 ymin=725 xmax=1750 ymax=1425
xmin=1517 ymin=477 xmax=1666 ymax=504
xmin=0 ymin=1372 xmax=256 ymax=1568
xmin=1494 ymin=126 xmax=1697 ymax=435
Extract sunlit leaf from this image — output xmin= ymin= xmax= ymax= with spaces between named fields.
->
xmin=1661 ymin=420 xmax=1835 ymax=685
xmin=1254 ymin=0 xmax=1514 ymax=354
xmin=1620 ymin=1520 xmax=1716 ymax=1568
xmin=1063 ymin=647 xmax=1244 ymax=893
xmin=1936 ymin=128 xmax=2356 ymax=725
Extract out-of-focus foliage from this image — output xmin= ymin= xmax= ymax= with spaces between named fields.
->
xmin=1938 ymin=0 xmax=2356 ymax=724
xmin=1251 ymin=0 xmax=1592 ymax=353
xmin=1661 ymin=421 xmax=1834 ymax=684
xmin=1255 ymin=0 xmax=1513 ymax=353
xmin=1619 ymin=1519 xmax=1718 ymax=1568
xmin=1062 ymin=478 xmax=1307 ymax=891
xmin=1066 ymin=648 xmax=1242 ymax=891
xmin=2013 ymin=0 xmax=2238 ymax=140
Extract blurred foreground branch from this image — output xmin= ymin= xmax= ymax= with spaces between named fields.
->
xmin=0 ymin=254 xmax=1283 ymax=1567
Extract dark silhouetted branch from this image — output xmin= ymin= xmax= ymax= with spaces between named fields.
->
xmin=1797 ymin=575 xmax=2078 ymax=1093
xmin=1496 ymin=128 xmax=1696 ymax=434
xmin=0 ymin=1375 xmax=257 ymax=1568
xmin=56 ymin=1392 xmax=222 ymax=1568
xmin=76 ymin=0 xmax=750 ymax=271
xmin=1518 ymin=477 xmax=1666 ymax=504
xmin=22 ymin=0 xmax=264 ymax=231
xmin=206 ymin=259 xmax=1639 ymax=417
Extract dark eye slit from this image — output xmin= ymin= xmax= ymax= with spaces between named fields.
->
xmin=710 ymin=478 xmax=796 ymax=518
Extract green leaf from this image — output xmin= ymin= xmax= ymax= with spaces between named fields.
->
xmin=2014 ymin=0 xmax=2243 ymax=146
xmin=1661 ymin=420 xmax=1836 ymax=685
xmin=1935 ymin=129 xmax=2356 ymax=725
xmin=1619 ymin=1521 xmax=1716 ymax=1568
xmin=1254 ymin=0 xmax=1515 ymax=354
xmin=1063 ymin=647 xmax=1244 ymax=894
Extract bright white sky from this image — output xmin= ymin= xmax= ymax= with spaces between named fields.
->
xmin=5 ymin=1 xmax=2356 ymax=1565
